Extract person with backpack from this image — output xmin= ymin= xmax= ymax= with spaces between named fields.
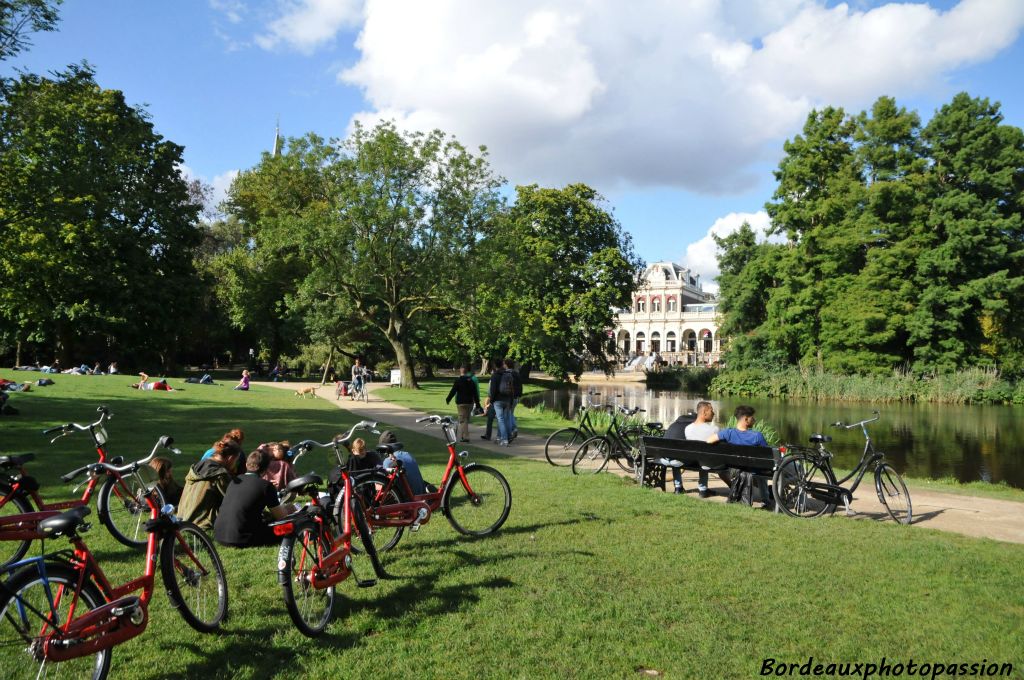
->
xmin=706 ymin=405 xmax=772 ymax=509
xmin=503 ymin=359 xmax=523 ymax=441
xmin=488 ymin=358 xmax=516 ymax=446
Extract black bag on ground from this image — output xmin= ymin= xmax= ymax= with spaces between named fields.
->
xmin=727 ymin=471 xmax=754 ymax=506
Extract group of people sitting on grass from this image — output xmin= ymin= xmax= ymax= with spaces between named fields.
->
xmin=13 ymin=360 xmax=119 ymax=375
xmin=153 ymin=427 xmax=428 ymax=548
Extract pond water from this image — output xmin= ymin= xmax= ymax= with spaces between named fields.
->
xmin=522 ymin=385 xmax=1024 ymax=489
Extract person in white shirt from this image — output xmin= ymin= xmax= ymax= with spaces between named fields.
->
xmin=682 ymin=401 xmax=724 ymax=498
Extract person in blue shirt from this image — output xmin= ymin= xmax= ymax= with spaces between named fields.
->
xmin=707 ymin=405 xmax=772 ymax=508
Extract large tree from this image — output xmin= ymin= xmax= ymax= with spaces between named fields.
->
xmin=228 ymin=123 xmax=503 ymax=387
xmin=0 ymin=65 xmax=202 ymax=366
xmin=469 ymin=183 xmax=641 ymax=381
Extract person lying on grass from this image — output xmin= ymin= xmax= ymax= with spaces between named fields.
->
xmin=130 ymin=372 xmax=173 ymax=391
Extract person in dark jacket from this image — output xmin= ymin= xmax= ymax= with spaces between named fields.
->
xmin=446 ymin=366 xmax=480 ymax=442
xmin=504 ymin=359 xmax=523 ymax=441
xmin=487 ymin=358 xmax=514 ymax=446
xmin=214 ymin=449 xmax=290 ymax=547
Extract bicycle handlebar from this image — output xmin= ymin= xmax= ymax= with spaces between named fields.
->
xmin=43 ymin=406 xmax=113 ymax=442
xmin=59 ymin=435 xmax=178 ymax=482
xmin=289 ymin=421 xmax=380 ymax=458
xmin=832 ymin=411 xmax=880 ymax=430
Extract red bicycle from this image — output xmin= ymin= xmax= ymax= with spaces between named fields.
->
xmin=0 ymin=406 xmax=164 ymax=567
xmin=270 ymin=421 xmax=395 ymax=637
xmin=0 ymin=435 xmax=228 ymax=680
xmin=350 ymin=414 xmax=512 ymax=553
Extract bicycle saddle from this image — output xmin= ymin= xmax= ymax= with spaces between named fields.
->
xmin=39 ymin=506 xmax=91 ymax=537
xmin=284 ymin=474 xmax=323 ymax=495
xmin=376 ymin=442 xmax=403 ymax=454
xmin=809 ymin=434 xmax=832 ymax=444
xmin=647 ymin=422 xmax=663 ymax=431
xmin=0 ymin=453 xmax=35 ymax=467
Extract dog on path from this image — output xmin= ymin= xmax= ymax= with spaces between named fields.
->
xmin=295 ymin=385 xmax=319 ymax=399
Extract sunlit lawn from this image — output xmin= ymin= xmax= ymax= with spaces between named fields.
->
xmin=1 ymin=371 xmax=1022 ymax=678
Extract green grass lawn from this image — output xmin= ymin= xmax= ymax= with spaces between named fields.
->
xmin=1 ymin=371 xmax=1023 ymax=678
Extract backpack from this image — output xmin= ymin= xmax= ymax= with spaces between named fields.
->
xmin=727 ymin=471 xmax=754 ymax=506
xmin=498 ymin=370 xmax=515 ymax=398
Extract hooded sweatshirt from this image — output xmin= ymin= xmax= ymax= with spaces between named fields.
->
xmin=177 ymin=458 xmax=234 ymax=530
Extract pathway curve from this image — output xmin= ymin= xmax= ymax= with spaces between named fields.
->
xmin=264 ymin=381 xmax=1024 ymax=545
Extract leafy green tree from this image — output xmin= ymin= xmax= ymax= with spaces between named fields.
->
xmin=0 ymin=0 xmax=61 ymax=62
xmin=0 ymin=65 xmax=202 ymax=366
xmin=474 ymin=184 xmax=641 ymax=381
xmin=909 ymin=94 xmax=1024 ymax=373
xmin=228 ymin=123 xmax=503 ymax=388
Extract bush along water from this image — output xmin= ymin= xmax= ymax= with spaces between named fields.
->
xmin=710 ymin=366 xmax=1023 ymax=405
xmin=644 ymin=366 xmax=718 ymax=392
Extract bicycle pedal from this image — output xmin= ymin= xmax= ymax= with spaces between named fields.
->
xmin=356 ymin=578 xmax=377 ymax=588
xmin=409 ymin=524 xmax=421 ymax=532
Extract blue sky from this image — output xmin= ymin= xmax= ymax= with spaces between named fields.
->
xmin=6 ymin=0 xmax=1024 ymax=291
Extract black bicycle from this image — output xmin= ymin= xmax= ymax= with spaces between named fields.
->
xmin=773 ymin=412 xmax=912 ymax=524
xmin=571 ymin=405 xmax=663 ymax=475
xmin=543 ymin=391 xmax=604 ymax=466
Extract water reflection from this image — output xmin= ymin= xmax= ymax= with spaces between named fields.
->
xmin=522 ymin=385 xmax=1024 ymax=489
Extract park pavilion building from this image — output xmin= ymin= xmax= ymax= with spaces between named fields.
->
xmin=613 ymin=262 xmax=723 ymax=370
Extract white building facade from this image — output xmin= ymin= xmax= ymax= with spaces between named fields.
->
xmin=613 ymin=262 xmax=723 ymax=368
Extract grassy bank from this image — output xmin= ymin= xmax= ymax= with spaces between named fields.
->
xmin=711 ymin=366 xmax=1024 ymax=405
xmin=1 ymin=374 xmax=1022 ymax=678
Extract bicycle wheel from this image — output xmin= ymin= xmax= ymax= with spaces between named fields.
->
xmin=0 ymin=563 xmax=112 ymax=680
xmin=772 ymin=454 xmax=838 ymax=519
xmin=349 ymin=472 xmax=406 ymax=554
xmin=0 ymin=485 xmax=35 ymax=569
xmin=610 ymin=429 xmax=641 ymax=472
xmin=544 ymin=428 xmax=584 ymax=466
xmin=442 ymin=464 xmax=512 ymax=536
xmin=572 ymin=436 xmax=610 ymax=475
xmin=99 ymin=472 xmax=163 ymax=550
xmin=280 ymin=525 xmax=335 ymax=637
xmin=160 ymin=522 xmax=228 ymax=633
xmin=875 ymin=463 xmax=912 ymax=525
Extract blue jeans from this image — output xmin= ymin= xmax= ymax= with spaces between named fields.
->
xmin=492 ymin=400 xmax=512 ymax=442
xmin=383 ymin=452 xmax=426 ymax=495
xmin=508 ymin=398 xmax=519 ymax=434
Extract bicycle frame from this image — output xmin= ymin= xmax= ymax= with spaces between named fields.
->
xmin=795 ymin=413 xmax=887 ymax=506
xmin=1 ymin=438 xmax=211 ymax=662
xmin=0 ymin=407 xmax=151 ymax=516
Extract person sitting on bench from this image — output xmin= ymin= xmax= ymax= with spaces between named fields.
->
xmin=706 ymin=405 xmax=772 ymax=509
xmin=665 ymin=400 xmax=729 ymax=499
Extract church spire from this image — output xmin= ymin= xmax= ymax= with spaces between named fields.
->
xmin=272 ymin=117 xmax=282 ymax=157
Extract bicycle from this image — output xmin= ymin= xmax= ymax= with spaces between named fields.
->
xmin=571 ymin=405 xmax=664 ymax=475
xmin=270 ymin=421 xmax=391 ymax=637
xmin=772 ymin=411 xmax=913 ymax=524
xmin=0 ymin=406 xmax=165 ymax=568
xmin=0 ymin=435 xmax=228 ymax=680
xmin=350 ymin=414 xmax=512 ymax=553
xmin=544 ymin=391 xmax=604 ymax=466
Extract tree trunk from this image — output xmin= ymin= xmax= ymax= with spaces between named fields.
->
xmin=479 ymin=356 xmax=489 ymax=376
xmin=422 ymin=362 xmax=435 ymax=379
xmin=320 ymin=348 xmax=334 ymax=385
xmin=385 ymin=320 xmax=418 ymax=388
xmin=15 ymin=339 xmax=21 ymax=368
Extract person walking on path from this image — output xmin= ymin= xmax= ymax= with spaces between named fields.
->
xmin=488 ymin=359 xmax=516 ymax=446
xmin=504 ymin=359 xmax=523 ymax=441
xmin=446 ymin=365 xmax=478 ymax=442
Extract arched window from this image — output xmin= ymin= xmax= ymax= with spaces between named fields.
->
xmin=702 ymin=329 xmax=714 ymax=353
xmin=635 ymin=297 xmax=646 ymax=313
xmin=635 ymin=332 xmax=646 ymax=354
xmin=666 ymin=297 xmax=677 ymax=312
xmin=651 ymin=297 xmax=661 ymax=312
xmin=666 ymin=331 xmax=677 ymax=353
xmin=651 ymin=331 xmax=661 ymax=353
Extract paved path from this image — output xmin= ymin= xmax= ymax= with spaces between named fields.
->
xmin=265 ymin=381 xmax=1024 ymax=545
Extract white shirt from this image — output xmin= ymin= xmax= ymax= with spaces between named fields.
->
xmin=684 ymin=421 xmax=718 ymax=440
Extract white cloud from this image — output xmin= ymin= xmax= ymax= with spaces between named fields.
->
xmin=326 ymin=0 xmax=1024 ymax=194
xmin=681 ymin=210 xmax=777 ymax=295
xmin=256 ymin=0 xmax=364 ymax=53
xmin=178 ymin=165 xmax=239 ymax=218
xmin=210 ymin=0 xmax=246 ymax=24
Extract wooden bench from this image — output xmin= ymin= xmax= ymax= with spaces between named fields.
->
xmin=636 ymin=436 xmax=780 ymax=500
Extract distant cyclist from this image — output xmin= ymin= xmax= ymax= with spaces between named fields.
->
xmin=350 ymin=358 xmax=368 ymax=399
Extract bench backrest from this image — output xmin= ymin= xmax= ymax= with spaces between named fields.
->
xmin=640 ymin=436 xmax=778 ymax=473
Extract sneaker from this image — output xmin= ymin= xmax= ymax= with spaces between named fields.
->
xmin=673 ymin=486 xmax=684 ymax=495
xmin=498 ymin=440 xmax=509 ymax=447
xmin=480 ymin=435 xmax=491 ymax=440
xmin=424 ymin=482 xmax=438 ymax=494
xmin=511 ymin=430 xmax=518 ymax=440
xmin=698 ymin=488 xmax=711 ymax=499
